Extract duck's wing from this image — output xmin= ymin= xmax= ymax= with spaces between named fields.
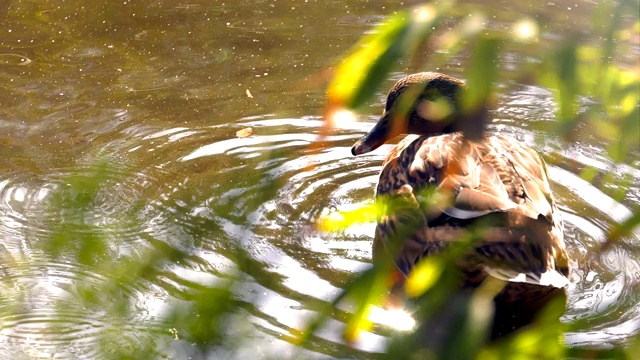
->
xmin=376 ymin=133 xmax=521 ymax=222
xmin=374 ymin=134 xmax=569 ymax=287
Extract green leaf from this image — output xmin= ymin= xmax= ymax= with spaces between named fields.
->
xmin=317 ymin=202 xmax=377 ymax=232
xmin=295 ymin=263 xmax=391 ymax=345
xmin=342 ymin=267 xmax=388 ymax=342
xmin=604 ymin=207 xmax=640 ymax=245
xmin=404 ymin=256 xmax=443 ymax=298
xmin=327 ymin=3 xmax=451 ymax=110
xmin=555 ymin=41 xmax=579 ymax=126
xmin=460 ymin=36 xmax=502 ymax=140
xmin=463 ymin=36 xmax=502 ymax=110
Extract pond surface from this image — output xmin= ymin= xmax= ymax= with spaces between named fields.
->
xmin=0 ymin=0 xmax=639 ymax=358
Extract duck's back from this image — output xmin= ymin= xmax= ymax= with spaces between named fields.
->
xmin=374 ymin=132 xmax=569 ymax=299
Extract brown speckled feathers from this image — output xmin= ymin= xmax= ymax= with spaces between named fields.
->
xmin=353 ymin=72 xmax=570 ymax=303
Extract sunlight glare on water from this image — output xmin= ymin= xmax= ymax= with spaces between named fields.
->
xmin=368 ymin=307 xmax=417 ymax=332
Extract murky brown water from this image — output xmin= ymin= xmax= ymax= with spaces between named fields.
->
xmin=1 ymin=0 xmax=639 ymax=358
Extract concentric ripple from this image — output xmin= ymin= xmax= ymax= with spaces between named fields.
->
xmin=173 ymin=104 xmax=639 ymax=355
xmin=0 ymin=126 xmax=212 ymax=358
xmin=0 ymin=258 xmax=145 ymax=359
xmin=0 ymin=85 xmax=638 ymax=358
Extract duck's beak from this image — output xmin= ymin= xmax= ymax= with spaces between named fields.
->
xmin=351 ymin=114 xmax=392 ymax=156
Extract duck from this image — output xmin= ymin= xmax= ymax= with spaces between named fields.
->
xmin=351 ymin=72 xmax=571 ymax=315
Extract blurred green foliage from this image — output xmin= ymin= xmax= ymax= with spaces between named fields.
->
xmin=2 ymin=0 xmax=638 ymax=359
xmin=319 ymin=0 xmax=640 ymax=359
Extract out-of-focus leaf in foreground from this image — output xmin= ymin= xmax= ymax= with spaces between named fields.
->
xmin=459 ymin=36 xmax=502 ymax=140
xmin=316 ymin=0 xmax=639 ymax=358
xmin=326 ymin=2 xmax=452 ymax=124
xmin=404 ymin=256 xmax=443 ymax=298
xmin=317 ymin=202 xmax=378 ymax=233
xmin=603 ymin=208 xmax=640 ymax=249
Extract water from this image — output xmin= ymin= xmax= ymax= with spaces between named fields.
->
xmin=0 ymin=0 xmax=638 ymax=358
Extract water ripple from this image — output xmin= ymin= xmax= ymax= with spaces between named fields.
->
xmin=0 ymin=101 xmax=638 ymax=357
xmin=175 ymin=112 xmax=640 ymax=352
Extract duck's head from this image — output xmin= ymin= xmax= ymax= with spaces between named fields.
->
xmin=351 ymin=72 xmax=466 ymax=156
